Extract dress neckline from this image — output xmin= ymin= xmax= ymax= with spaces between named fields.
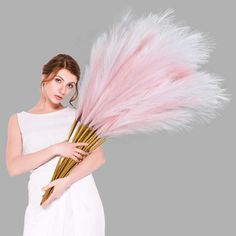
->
xmin=22 ymin=106 xmax=69 ymax=116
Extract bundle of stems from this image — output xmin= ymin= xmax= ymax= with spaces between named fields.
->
xmin=40 ymin=116 xmax=107 ymax=205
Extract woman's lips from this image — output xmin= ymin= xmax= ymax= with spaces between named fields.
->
xmin=55 ymin=95 xmax=62 ymax=100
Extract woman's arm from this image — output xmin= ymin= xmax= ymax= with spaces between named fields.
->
xmin=41 ymin=146 xmax=106 ymax=208
xmin=5 ymin=113 xmax=58 ymax=176
xmin=65 ymin=145 xmax=106 ymax=187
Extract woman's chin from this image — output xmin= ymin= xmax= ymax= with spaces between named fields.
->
xmin=50 ymin=98 xmax=62 ymax=105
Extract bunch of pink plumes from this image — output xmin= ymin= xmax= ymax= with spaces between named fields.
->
xmin=40 ymin=8 xmax=230 ymax=205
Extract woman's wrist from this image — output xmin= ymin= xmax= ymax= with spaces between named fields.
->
xmin=64 ymin=176 xmax=73 ymax=188
xmin=50 ymin=143 xmax=59 ymax=156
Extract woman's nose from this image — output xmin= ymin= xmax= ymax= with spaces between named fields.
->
xmin=59 ymin=86 xmax=66 ymax=95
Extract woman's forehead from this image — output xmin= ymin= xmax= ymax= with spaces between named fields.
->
xmin=56 ymin=69 xmax=77 ymax=82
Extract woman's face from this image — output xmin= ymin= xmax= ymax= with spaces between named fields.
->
xmin=42 ymin=68 xmax=77 ymax=104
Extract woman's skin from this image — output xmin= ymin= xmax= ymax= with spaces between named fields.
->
xmin=6 ymin=68 xmax=106 ymax=208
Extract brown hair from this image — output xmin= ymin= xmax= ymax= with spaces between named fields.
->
xmin=41 ymin=53 xmax=81 ymax=108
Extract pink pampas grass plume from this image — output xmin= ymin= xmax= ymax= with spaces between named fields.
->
xmin=41 ymin=8 xmax=230 ymax=205
xmin=76 ymin=8 xmax=230 ymax=136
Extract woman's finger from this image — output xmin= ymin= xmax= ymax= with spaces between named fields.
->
xmin=73 ymin=151 xmax=82 ymax=158
xmin=75 ymin=148 xmax=87 ymax=155
xmin=70 ymin=156 xmax=79 ymax=162
xmin=41 ymin=181 xmax=55 ymax=191
xmin=41 ymin=194 xmax=55 ymax=208
xmin=73 ymin=155 xmax=83 ymax=162
xmin=74 ymin=142 xmax=89 ymax=147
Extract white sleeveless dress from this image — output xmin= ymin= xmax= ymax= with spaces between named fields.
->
xmin=16 ymin=106 xmax=105 ymax=236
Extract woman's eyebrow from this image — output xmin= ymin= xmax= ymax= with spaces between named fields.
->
xmin=57 ymin=75 xmax=76 ymax=84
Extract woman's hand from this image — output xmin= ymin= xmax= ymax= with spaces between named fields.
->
xmin=52 ymin=140 xmax=90 ymax=162
xmin=41 ymin=177 xmax=71 ymax=208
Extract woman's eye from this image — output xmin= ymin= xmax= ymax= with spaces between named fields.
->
xmin=68 ymin=84 xmax=74 ymax=89
xmin=55 ymin=78 xmax=61 ymax=82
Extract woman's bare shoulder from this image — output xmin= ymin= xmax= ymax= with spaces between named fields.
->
xmin=7 ymin=113 xmax=20 ymax=131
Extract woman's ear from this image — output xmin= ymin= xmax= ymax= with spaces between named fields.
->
xmin=41 ymin=74 xmax=46 ymax=81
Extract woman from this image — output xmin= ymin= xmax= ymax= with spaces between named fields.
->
xmin=5 ymin=54 xmax=106 ymax=236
